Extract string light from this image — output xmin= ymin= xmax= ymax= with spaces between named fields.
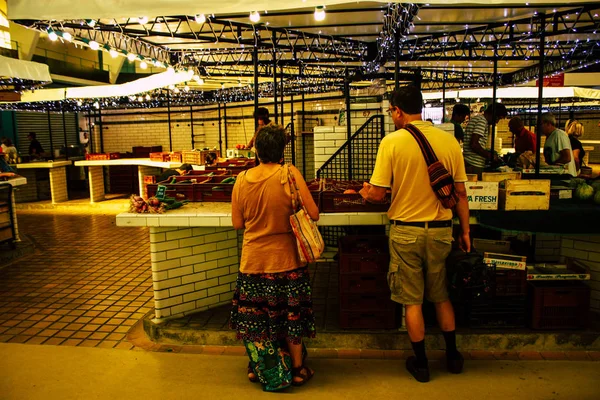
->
xmin=140 ymin=61 xmax=148 ymax=69
xmin=314 ymin=6 xmax=326 ymax=21
xmin=137 ymin=16 xmax=148 ymax=24
xmin=62 ymin=32 xmax=72 ymax=42
xmin=127 ymin=52 xmax=137 ymax=62
xmin=86 ymin=19 xmax=96 ymax=27
xmin=249 ymin=11 xmax=260 ymax=23
xmin=47 ymin=29 xmax=58 ymax=41
xmin=109 ymin=49 xmax=119 ymax=58
xmin=195 ymin=14 xmax=206 ymax=24
xmin=89 ymin=41 xmax=100 ymax=50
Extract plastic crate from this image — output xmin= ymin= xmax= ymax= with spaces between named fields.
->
xmin=143 ymin=175 xmax=156 ymax=184
xmin=339 ymin=274 xmax=388 ymax=294
xmin=339 ymin=293 xmax=395 ymax=311
xmin=528 ymin=281 xmax=590 ymax=330
xmin=149 ymin=152 xmax=171 ymax=162
xmin=339 ymin=235 xmax=389 ymax=274
xmin=339 ymin=308 xmax=397 ymax=330
xmin=321 ymin=186 xmax=390 ymax=213
xmin=495 ymin=269 xmax=527 ymax=296
xmin=85 ymin=152 xmax=121 ymax=160
xmin=468 ymin=295 xmax=527 ymax=328
xmin=195 ymin=177 xmax=235 ymax=202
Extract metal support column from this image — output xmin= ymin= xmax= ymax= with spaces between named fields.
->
xmin=167 ymin=91 xmax=173 ymax=151
xmin=272 ymin=37 xmax=278 ymax=124
xmin=290 ymin=94 xmax=295 ymax=164
xmin=345 ymin=68 xmax=352 ymax=180
xmin=46 ymin=107 xmax=54 ymax=158
xmin=190 ymin=105 xmax=195 ymax=149
xmin=442 ymin=73 xmax=447 ymax=122
xmin=535 ymin=14 xmax=546 ymax=177
xmin=61 ymin=105 xmax=68 ymax=158
xmin=223 ymin=103 xmax=229 ymax=150
xmin=301 ymin=89 xmax=306 ymax=177
xmin=413 ymin=68 xmax=422 ymax=90
xmin=490 ymin=45 xmax=498 ymax=163
xmin=253 ymin=42 xmax=259 ymax=131
xmin=280 ymin=66 xmax=284 ymax=127
xmin=218 ymin=103 xmax=223 ymax=154
xmin=394 ymin=30 xmax=400 ymax=91
xmin=98 ymin=105 xmax=104 ymax=153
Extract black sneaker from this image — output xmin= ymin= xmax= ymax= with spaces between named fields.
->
xmin=406 ymin=356 xmax=430 ymax=383
xmin=447 ymin=351 xmax=464 ymax=374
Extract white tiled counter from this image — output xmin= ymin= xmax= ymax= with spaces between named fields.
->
xmin=74 ymin=159 xmax=188 ymax=203
xmin=2 ymin=176 xmax=28 ymax=241
xmin=16 ymin=161 xmax=71 ymax=204
xmin=116 ymin=204 xmax=389 ymax=323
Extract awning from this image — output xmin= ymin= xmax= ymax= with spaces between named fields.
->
xmin=0 ymin=55 xmax=52 ymax=83
xmin=8 ymin=0 xmax=600 ymax=20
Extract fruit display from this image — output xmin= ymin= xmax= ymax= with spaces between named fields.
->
xmin=129 ymin=194 xmax=187 ymax=213
xmin=570 ymin=178 xmax=600 ymax=205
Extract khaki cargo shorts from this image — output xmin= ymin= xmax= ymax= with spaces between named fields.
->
xmin=388 ymin=224 xmax=453 ymax=305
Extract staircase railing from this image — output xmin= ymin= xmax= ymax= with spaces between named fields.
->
xmin=316 ymin=115 xmax=385 ymax=181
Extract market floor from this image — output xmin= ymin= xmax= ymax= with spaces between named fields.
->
xmin=1 ymin=343 xmax=599 ymax=400
xmin=0 ymin=208 xmax=153 ymax=349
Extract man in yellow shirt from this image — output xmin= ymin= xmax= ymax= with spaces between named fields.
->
xmin=360 ymin=86 xmax=471 ymax=383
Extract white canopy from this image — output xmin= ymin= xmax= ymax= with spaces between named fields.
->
xmin=8 ymin=0 xmax=600 ymax=20
xmin=0 ymin=55 xmax=52 ymax=83
xmin=423 ymin=87 xmax=600 ymax=101
xmin=5 ymin=69 xmax=194 ymax=103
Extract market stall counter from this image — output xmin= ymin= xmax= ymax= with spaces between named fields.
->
xmin=15 ymin=161 xmax=71 ymax=204
xmin=116 ymin=204 xmax=391 ymax=323
xmin=74 ymin=159 xmax=190 ymax=203
xmin=0 ymin=175 xmax=28 ymax=242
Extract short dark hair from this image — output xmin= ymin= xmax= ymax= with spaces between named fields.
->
xmin=452 ymin=104 xmax=471 ymax=118
xmin=484 ymin=103 xmax=508 ymax=118
xmin=254 ymin=107 xmax=271 ymax=124
xmin=389 ymin=86 xmax=423 ymax=114
xmin=2 ymin=138 xmax=12 ymax=146
xmin=255 ymin=125 xmax=286 ymax=164
xmin=28 ymin=132 xmax=36 ymax=139
xmin=178 ymin=163 xmax=193 ymax=172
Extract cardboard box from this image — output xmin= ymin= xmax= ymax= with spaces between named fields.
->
xmin=465 ymin=182 xmax=499 ymax=210
xmin=499 ymin=179 xmax=550 ymax=211
xmin=484 ymin=252 xmax=527 ymax=271
xmin=473 ymin=238 xmax=511 ymax=254
xmin=526 ymin=260 xmax=590 ymax=281
xmin=482 ymin=171 xmax=522 ymax=182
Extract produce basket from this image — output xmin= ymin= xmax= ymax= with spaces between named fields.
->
xmin=321 ymin=181 xmax=390 ymax=213
xmin=85 ymin=152 xmax=121 ymax=160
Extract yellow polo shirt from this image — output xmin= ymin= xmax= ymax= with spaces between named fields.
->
xmin=370 ymin=120 xmax=467 ymax=222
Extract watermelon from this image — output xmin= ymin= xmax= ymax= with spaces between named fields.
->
xmin=595 ymin=190 xmax=600 ymax=205
xmin=575 ymin=183 xmax=595 ymax=201
xmin=591 ymin=180 xmax=600 ymax=192
xmin=569 ymin=178 xmax=586 ymax=188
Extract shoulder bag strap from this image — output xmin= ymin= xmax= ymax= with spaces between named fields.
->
xmin=287 ymin=164 xmax=308 ymax=213
xmin=404 ymin=124 xmax=440 ymax=166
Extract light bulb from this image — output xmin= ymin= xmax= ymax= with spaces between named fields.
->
xmin=249 ymin=11 xmax=260 ymax=23
xmin=197 ymin=78 xmax=204 ymax=85
xmin=137 ymin=16 xmax=148 ymax=24
xmin=455 ymin=98 xmax=460 ymax=103
xmin=93 ymin=101 xmax=99 ymax=109
xmin=497 ymin=99 xmax=502 ymax=103
xmin=221 ymin=83 xmax=225 ymax=89
xmin=48 ymin=30 xmax=58 ymax=41
xmin=137 ymin=96 xmax=143 ymax=102
xmin=86 ymin=19 xmax=96 ymax=27
xmin=62 ymin=32 xmax=72 ymax=42
xmin=109 ymin=49 xmax=119 ymax=58
xmin=127 ymin=52 xmax=136 ymax=62
xmin=140 ymin=61 xmax=148 ymax=69
xmin=168 ymin=84 xmax=175 ymax=90
xmin=195 ymin=14 xmax=206 ymax=24
xmin=184 ymin=85 xmax=190 ymax=92
xmin=145 ymin=94 xmax=151 ymax=101
xmin=192 ymin=74 xmax=200 ymax=81
xmin=154 ymin=60 xmax=163 ymax=67
xmin=314 ymin=6 xmax=326 ymax=21
xmin=76 ymin=100 xmax=82 ymax=106
xmin=167 ymin=66 xmax=175 ymax=73
xmin=174 ymin=87 xmax=180 ymax=94
xmin=89 ymin=41 xmax=99 ymax=50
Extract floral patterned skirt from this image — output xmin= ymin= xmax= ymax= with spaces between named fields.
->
xmin=230 ymin=267 xmax=316 ymax=391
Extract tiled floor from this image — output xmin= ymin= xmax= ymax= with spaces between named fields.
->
xmin=0 ymin=208 xmax=153 ymax=349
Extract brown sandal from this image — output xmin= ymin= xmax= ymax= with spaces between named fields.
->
xmin=247 ymin=362 xmax=259 ymax=383
xmin=291 ymin=365 xmax=314 ymax=387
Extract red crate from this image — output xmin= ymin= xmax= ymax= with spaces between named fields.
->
xmin=339 ymin=235 xmax=389 ymax=274
xmin=528 ymin=281 xmax=590 ymax=330
xmin=143 ymin=176 xmax=156 ymax=184
xmin=85 ymin=152 xmax=121 ymax=160
xmin=339 ymin=309 xmax=397 ymax=330
xmin=495 ymin=269 xmax=527 ymax=296
xmin=321 ymin=185 xmax=390 ymax=213
xmin=339 ymin=294 xmax=396 ymax=311
xmin=150 ymin=152 xmax=171 ymax=162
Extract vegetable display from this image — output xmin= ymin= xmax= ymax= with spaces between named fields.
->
xmin=129 ymin=194 xmax=188 ymax=213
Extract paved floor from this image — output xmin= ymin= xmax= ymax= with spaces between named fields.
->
xmin=0 ymin=208 xmax=153 ymax=349
xmin=1 ymin=343 xmax=599 ymax=400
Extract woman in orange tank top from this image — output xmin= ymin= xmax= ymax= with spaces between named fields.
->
xmin=230 ymin=125 xmax=320 ymax=391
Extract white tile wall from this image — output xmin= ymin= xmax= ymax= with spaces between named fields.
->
xmin=149 ymin=226 xmax=239 ymax=321
xmin=49 ymin=167 xmax=68 ymax=203
xmin=88 ymin=166 xmax=105 ymax=203
xmin=558 ymin=235 xmax=600 ymax=313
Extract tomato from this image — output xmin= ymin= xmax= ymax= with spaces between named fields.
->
xmin=343 ymin=189 xmax=357 ymax=194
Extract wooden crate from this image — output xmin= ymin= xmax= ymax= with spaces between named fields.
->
xmin=182 ymin=150 xmax=222 ymax=165
xmin=465 ymin=182 xmax=499 ymax=210
xmin=466 ymin=174 xmax=478 ymax=182
xmin=482 ymin=171 xmax=522 ymax=182
xmin=149 ymin=152 xmax=182 ymax=163
xmin=473 ymin=238 xmax=511 ymax=254
xmin=528 ymin=281 xmax=590 ymax=330
xmin=499 ymin=179 xmax=550 ymax=211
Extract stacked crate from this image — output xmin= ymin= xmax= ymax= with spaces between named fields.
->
xmin=338 ymin=235 xmax=397 ymax=329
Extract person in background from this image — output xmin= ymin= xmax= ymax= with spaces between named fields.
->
xmin=230 ymin=125 xmax=319 ymax=391
xmin=1 ymin=138 xmax=18 ymax=164
xmin=541 ymin=113 xmax=576 ymax=177
xmin=157 ymin=163 xmax=193 ymax=182
xmin=508 ymin=117 xmax=537 ymax=154
xmin=565 ymin=119 xmax=585 ymax=172
xmin=449 ymin=104 xmax=471 ymax=143
xmin=247 ymin=107 xmax=273 ymax=149
xmin=462 ymin=103 xmax=507 ymax=179
xmin=204 ymin=152 xmax=218 ymax=166
xmin=27 ymin=132 xmax=44 ymax=160
xmin=360 ymin=86 xmax=470 ymax=383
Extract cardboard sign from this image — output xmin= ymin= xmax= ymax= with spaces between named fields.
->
xmin=155 ymin=185 xmax=167 ymax=200
xmin=465 ymin=181 xmax=499 ymax=210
